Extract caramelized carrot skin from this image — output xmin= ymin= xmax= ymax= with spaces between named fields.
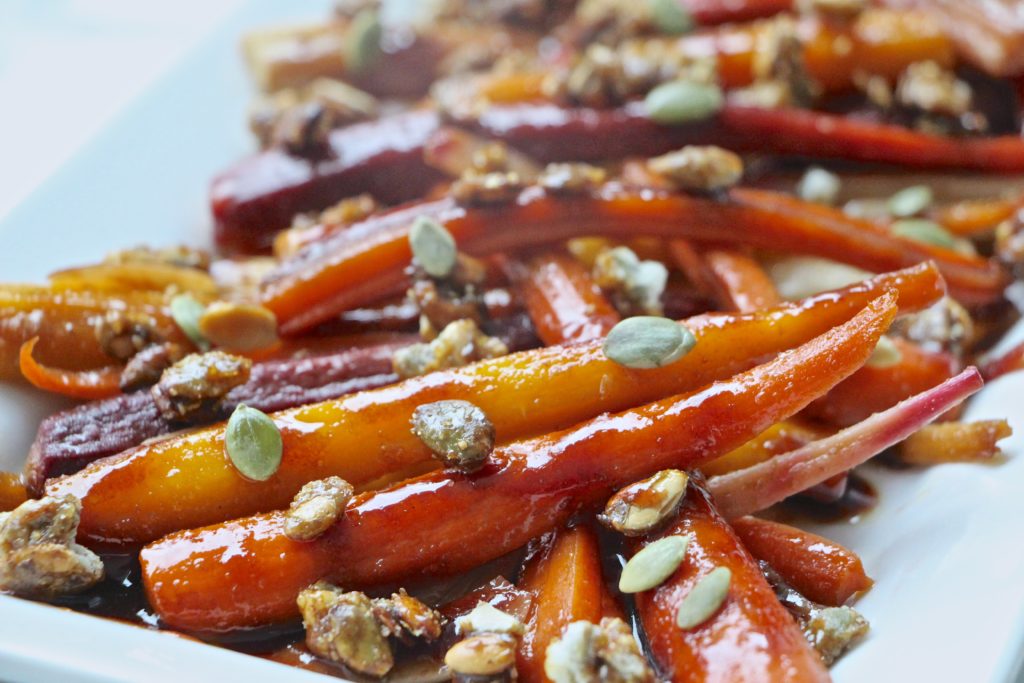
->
xmin=261 ymin=183 xmax=991 ymax=334
xmin=670 ymin=244 xmax=781 ymax=313
xmin=635 ymin=485 xmax=829 ymax=683
xmin=806 ymin=338 xmax=958 ymax=427
xmin=515 ymin=253 xmax=620 ymax=345
xmin=730 ymin=516 xmax=873 ymax=607
xmin=516 ymin=527 xmax=612 ymax=683
xmin=51 ymin=265 xmax=939 ymax=545
xmin=140 ymin=293 xmax=895 ymax=632
xmin=19 ymin=338 xmax=122 ymax=400
xmin=701 ymin=420 xmax=827 ymax=477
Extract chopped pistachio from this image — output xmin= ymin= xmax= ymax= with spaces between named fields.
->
xmin=647 ymin=145 xmax=744 ymax=192
xmin=169 ymin=293 xmax=209 ymax=350
xmin=890 ymin=219 xmax=955 ymax=248
xmin=544 ymin=618 xmax=655 ymax=683
xmin=411 ymin=400 xmax=495 ymax=472
xmin=455 ymin=601 xmax=526 ymax=637
xmin=648 ymin=0 xmax=694 ymax=35
xmin=285 ymin=477 xmax=354 ymax=541
xmin=866 ymin=335 xmax=902 ymax=368
xmin=409 ymin=216 xmax=458 ymax=279
xmin=796 ymin=167 xmax=841 ymax=205
xmin=887 ymin=185 xmax=934 ymax=218
xmin=644 ymin=80 xmax=724 ymax=125
xmin=600 ymin=470 xmax=689 ymax=536
xmin=603 ymin=317 xmax=696 ymax=369
xmin=676 ymin=566 xmax=731 ymax=629
xmin=298 ymin=583 xmax=394 ymax=676
xmin=445 ymin=633 xmax=518 ymax=677
xmin=619 ymin=535 xmax=691 ymax=593
xmin=225 ymin=404 xmax=283 ymax=481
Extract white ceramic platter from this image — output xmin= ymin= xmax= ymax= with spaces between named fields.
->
xmin=2 ymin=2 xmax=1024 ymax=681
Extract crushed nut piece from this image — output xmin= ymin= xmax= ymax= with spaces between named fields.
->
xmin=104 ymin=245 xmax=211 ymax=271
xmin=298 ymin=582 xmax=394 ymax=677
xmin=751 ymin=16 xmax=819 ymax=107
xmin=251 ymin=78 xmax=378 ymax=153
xmin=120 ymin=342 xmax=188 ymax=392
xmin=411 ymin=400 xmax=496 ymax=472
xmin=544 ymin=618 xmax=655 ymax=683
xmin=647 ymin=145 xmax=744 ymax=193
xmin=897 ymin=61 xmax=972 ymax=118
xmin=151 ymin=351 xmax=252 ymax=423
xmin=393 ymin=319 xmax=508 ymax=379
xmin=451 ymin=170 xmax=525 ymax=205
xmin=455 ymin=601 xmax=526 ymax=636
xmin=0 ymin=495 xmax=103 ymax=598
xmin=592 ymin=246 xmax=668 ymax=316
xmin=95 ymin=310 xmax=159 ymax=362
xmin=445 ymin=632 xmax=518 ymax=677
xmin=599 ymin=469 xmax=689 ymax=536
xmin=285 ymin=477 xmax=354 ymax=541
xmin=538 ymin=163 xmax=607 ymax=194
xmin=410 ymin=275 xmax=485 ymax=333
xmin=198 ymin=301 xmax=280 ymax=353
xmin=373 ymin=588 xmax=444 ymax=643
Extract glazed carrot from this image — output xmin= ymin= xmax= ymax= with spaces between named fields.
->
xmin=670 ymin=242 xmax=780 ymax=313
xmin=896 ymin=419 xmax=1012 ymax=465
xmin=805 ymin=337 xmax=958 ymax=427
xmin=262 ymin=184 xmax=996 ymax=334
xmin=731 ymin=516 xmax=873 ymax=606
xmin=0 ymin=285 xmax=186 ymax=380
xmin=718 ymin=105 xmax=1024 ymax=173
xmin=140 ymin=292 xmax=895 ymax=631
xmin=931 ymin=198 xmax=1020 ymax=237
xmin=701 ymin=420 xmax=827 ymax=477
xmin=512 ymin=252 xmax=620 ymax=345
xmin=52 ymin=265 xmax=940 ymax=545
xmin=634 ymin=483 xmax=830 ymax=683
xmin=981 ymin=340 xmax=1024 ymax=380
xmin=682 ymin=8 xmax=952 ymax=93
xmin=19 ymin=338 xmax=122 ymax=400
xmin=0 ymin=472 xmax=28 ymax=513
xmin=516 ymin=526 xmax=618 ymax=683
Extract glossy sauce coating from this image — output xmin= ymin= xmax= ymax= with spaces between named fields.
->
xmin=139 ymin=293 xmax=894 ymax=631
xmin=634 ymin=483 xmax=830 ymax=683
xmin=51 ymin=266 xmax=938 ymax=545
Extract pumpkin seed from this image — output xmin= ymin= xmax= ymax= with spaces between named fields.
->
xmin=603 ymin=317 xmax=696 ymax=369
xmin=409 ymin=215 xmax=457 ymax=278
xmin=796 ymin=167 xmax=841 ymax=205
xmin=645 ymin=81 xmax=724 ymax=125
xmin=890 ymin=219 xmax=956 ymax=248
xmin=345 ymin=9 xmax=383 ymax=75
xmin=618 ymin=534 xmax=691 ymax=593
xmin=225 ymin=404 xmax=283 ymax=481
xmin=676 ymin=566 xmax=731 ymax=629
xmin=649 ymin=0 xmax=694 ymax=35
xmin=887 ymin=185 xmax=933 ymax=218
xmin=866 ymin=335 xmax=902 ymax=368
xmin=170 ymin=294 xmax=209 ymax=350
xmin=198 ymin=301 xmax=279 ymax=353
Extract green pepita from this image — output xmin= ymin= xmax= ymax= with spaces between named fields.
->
xmin=887 ymin=185 xmax=933 ymax=218
xmin=796 ymin=167 xmax=841 ymax=205
xmin=676 ymin=566 xmax=731 ymax=629
xmin=645 ymin=81 xmax=724 ymax=125
xmin=225 ymin=404 xmax=283 ymax=481
xmin=649 ymin=0 xmax=694 ymax=35
xmin=170 ymin=294 xmax=209 ymax=350
xmin=618 ymin=534 xmax=691 ymax=593
xmin=409 ymin=215 xmax=457 ymax=278
xmin=890 ymin=219 xmax=956 ymax=249
xmin=603 ymin=317 xmax=696 ymax=369
xmin=866 ymin=335 xmax=902 ymax=368
xmin=345 ymin=9 xmax=383 ymax=75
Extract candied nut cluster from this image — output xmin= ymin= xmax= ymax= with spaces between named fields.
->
xmin=896 ymin=61 xmax=972 ymax=118
xmin=284 ymin=477 xmax=354 ymax=541
xmin=592 ymin=246 xmax=668 ymax=316
xmin=393 ymin=319 xmax=509 ymax=379
xmin=0 ymin=495 xmax=103 ymax=598
xmin=120 ymin=342 xmax=188 ymax=392
xmin=538 ymin=162 xmax=607 ymax=194
xmin=151 ymin=351 xmax=252 ymax=423
xmin=646 ymin=145 xmax=744 ymax=193
xmin=599 ymin=469 xmax=689 ymax=536
xmin=410 ymin=399 xmax=496 ymax=472
xmin=544 ymin=617 xmax=656 ymax=683
xmin=889 ymin=296 xmax=974 ymax=358
xmin=451 ymin=170 xmax=526 ymax=205
xmin=95 ymin=309 xmax=159 ymax=362
xmin=298 ymin=582 xmax=442 ymax=677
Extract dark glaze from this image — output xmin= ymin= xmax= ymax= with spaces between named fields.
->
xmin=781 ymin=472 xmax=878 ymax=524
xmin=210 ymin=110 xmax=446 ymax=254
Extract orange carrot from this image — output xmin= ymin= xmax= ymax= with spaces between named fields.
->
xmin=19 ymin=338 xmax=121 ymax=400
xmin=896 ymin=419 xmax=1012 ymax=465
